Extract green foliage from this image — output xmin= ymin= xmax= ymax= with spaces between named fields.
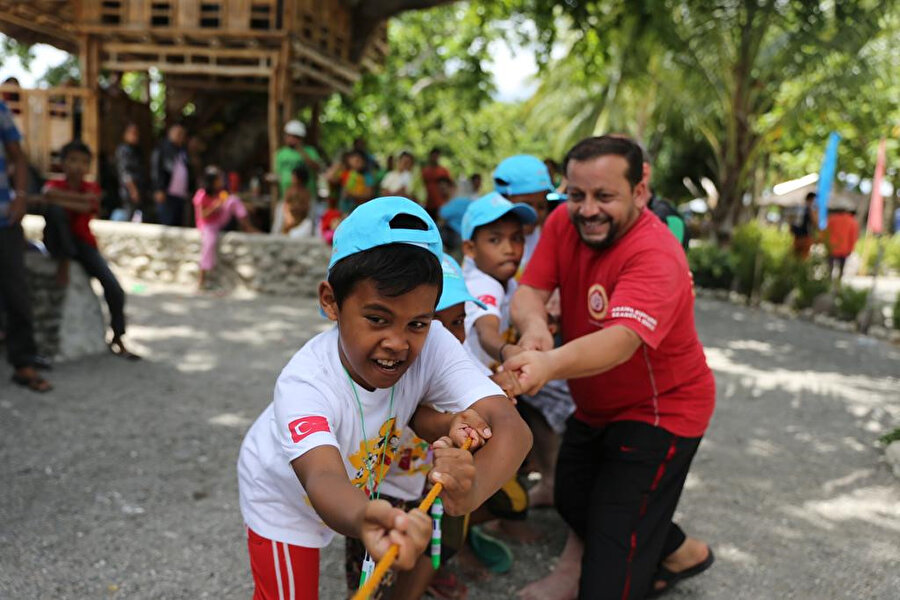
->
xmin=792 ymin=264 xmax=831 ymax=310
xmin=0 ymin=35 xmax=34 ymax=71
xmin=834 ymin=285 xmax=870 ymax=322
xmin=729 ymin=222 xmax=793 ymax=296
xmin=893 ymin=292 xmax=900 ymax=330
xmin=855 ymin=235 xmax=900 ymax=274
xmin=517 ymin=1 xmax=892 ymax=232
xmin=881 ymin=427 xmax=900 ymax=445
xmin=687 ymin=244 xmax=734 ymax=290
xmin=310 ymin=2 xmax=549 ymax=174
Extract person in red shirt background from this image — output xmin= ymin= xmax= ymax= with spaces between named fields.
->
xmin=825 ymin=208 xmax=859 ymax=283
xmin=504 ymin=136 xmax=715 ymax=599
xmin=420 ymin=147 xmax=452 ymax=219
xmin=42 ymin=140 xmax=140 ymax=360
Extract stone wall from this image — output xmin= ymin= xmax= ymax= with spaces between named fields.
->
xmin=24 ymin=249 xmax=108 ymax=361
xmin=22 ymin=216 xmax=331 ymax=296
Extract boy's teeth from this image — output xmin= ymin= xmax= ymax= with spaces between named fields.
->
xmin=376 ymin=359 xmax=398 ymax=367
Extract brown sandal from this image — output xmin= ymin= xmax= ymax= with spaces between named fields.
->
xmin=11 ymin=371 xmax=53 ymax=393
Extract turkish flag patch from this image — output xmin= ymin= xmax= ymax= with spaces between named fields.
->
xmin=478 ymin=294 xmax=498 ymax=307
xmin=288 ymin=416 xmax=330 ymax=443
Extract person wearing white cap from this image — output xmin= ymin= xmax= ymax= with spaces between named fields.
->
xmin=274 ymin=120 xmax=323 ymax=200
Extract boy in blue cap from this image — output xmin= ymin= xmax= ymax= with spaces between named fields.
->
xmin=237 ymin=197 xmax=532 ymax=600
xmin=344 ymin=253 xmax=492 ymax=600
xmin=460 ymin=192 xmax=537 ymax=370
xmin=491 ymin=155 xmax=575 ymax=510
xmin=492 ymin=154 xmax=561 ymax=275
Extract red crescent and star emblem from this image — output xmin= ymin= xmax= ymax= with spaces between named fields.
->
xmin=288 ymin=416 xmax=330 ymax=443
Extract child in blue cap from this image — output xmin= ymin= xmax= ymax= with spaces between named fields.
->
xmin=491 ymin=155 xmax=575 ymax=510
xmin=344 ymin=253 xmax=494 ymax=599
xmin=492 ymin=154 xmax=561 ymax=275
xmin=237 ymin=197 xmax=532 ymax=600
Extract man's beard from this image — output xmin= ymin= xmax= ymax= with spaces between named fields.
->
xmin=572 ymin=213 xmax=619 ymax=251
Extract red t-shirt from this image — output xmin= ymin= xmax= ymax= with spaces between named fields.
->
xmin=43 ymin=179 xmax=100 ymax=248
xmin=421 ymin=165 xmax=451 ymax=211
xmin=521 ymin=207 xmax=715 ymax=438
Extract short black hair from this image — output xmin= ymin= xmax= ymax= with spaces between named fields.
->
xmin=805 ymin=192 xmax=816 ymax=201
xmin=292 ymin=164 xmax=310 ymax=185
xmin=328 ymin=214 xmax=443 ymax=308
xmin=471 ymin=212 xmax=522 ymax=241
xmin=60 ymin=139 xmax=92 ymax=160
xmin=563 ymin=135 xmax=643 ymax=188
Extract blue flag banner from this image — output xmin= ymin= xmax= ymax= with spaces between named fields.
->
xmin=816 ymin=131 xmax=841 ymax=230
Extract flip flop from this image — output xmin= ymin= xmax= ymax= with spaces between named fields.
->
xmin=646 ymin=547 xmax=715 ymax=598
xmin=108 ymin=342 xmax=142 ymax=361
xmin=11 ymin=372 xmax=53 ymax=393
xmin=468 ymin=526 xmax=513 ymax=574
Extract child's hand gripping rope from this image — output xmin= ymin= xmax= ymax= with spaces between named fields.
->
xmin=351 ymin=437 xmax=475 ymax=600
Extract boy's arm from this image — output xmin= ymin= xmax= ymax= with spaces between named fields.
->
xmin=44 ymin=187 xmax=99 ymax=213
xmin=472 ymin=315 xmax=508 ymax=362
xmin=291 ymin=445 xmax=431 ymax=568
xmin=292 ymin=446 xmax=370 ymax=537
xmin=452 ymin=395 xmax=532 ymax=514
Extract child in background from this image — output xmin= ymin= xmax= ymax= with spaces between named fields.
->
xmin=42 ymin=140 xmax=140 ymax=360
xmin=282 ymin=165 xmax=314 ymax=238
xmin=237 ymin=197 xmax=532 ymax=600
xmin=460 ymin=192 xmax=536 ymax=370
xmin=193 ymin=166 xmax=259 ymax=290
xmin=330 ymin=149 xmax=374 ymax=214
xmin=491 ymin=155 xmax=575 ymax=508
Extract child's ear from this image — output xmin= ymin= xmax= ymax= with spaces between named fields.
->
xmin=462 ymin=239 xmax=476 ymax=259
xmin=318 ymin=281 xmax=339 ymax=321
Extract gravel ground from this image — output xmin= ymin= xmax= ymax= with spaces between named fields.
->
xmin=1 ymin=278 xmax=898 ymax=600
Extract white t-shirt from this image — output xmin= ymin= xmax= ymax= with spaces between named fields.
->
xmin=237 ymin=322 xmax=502 ymax=548
xmin=520 ymin=226 xmax=542 ymax=277
xmin=379 ymin=346 xmax=492 ymax=501
xmin=462 ymin=257 xmax=517 ymax=370
xmin=380 ymin=170 xmax=414 ymax=196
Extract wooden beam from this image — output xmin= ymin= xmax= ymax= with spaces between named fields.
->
xmin=165 ymin=79 xmax=270 ymax=93
xmin=290 ymin=62 xmax=352 ymax=96
xmin=268 ymin=72 xmax=279 ymax=207
xmin=291 ymin=41 xmax=361 ymax=83
xmin=75 ymin=24 xmax=286 ymax=40
xmin=102 ymin=42 xmax=275 ymax=59
xmin=78 ymin=33 xmax=100 ymax=181
xmin=101 ymin=61 xmax=272 ymax=77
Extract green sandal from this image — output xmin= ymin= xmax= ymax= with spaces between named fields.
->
xmin=468 ymin=526 xmax=513 ymax=574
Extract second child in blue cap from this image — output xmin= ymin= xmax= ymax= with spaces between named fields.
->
xmin=460 ymin=192 xmax=537 ymax=370
xmin=237 ymin=197 xmax=532 ymax=600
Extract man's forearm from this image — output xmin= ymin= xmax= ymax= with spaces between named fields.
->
xmin=511 ymin=285 xmax=551 ymax=334
xmin=547 ymin=325 xmax=642 ymax=380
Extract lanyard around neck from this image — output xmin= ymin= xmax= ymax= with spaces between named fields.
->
xmin=343 ymin=367 xmax=395 ymax=500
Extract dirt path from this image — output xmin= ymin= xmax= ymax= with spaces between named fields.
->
xmin=1 ymin=281 xmax=898 ymax=599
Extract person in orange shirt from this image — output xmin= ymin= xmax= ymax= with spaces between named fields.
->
xmin=825 ymin=209 xmax=859 ymax=283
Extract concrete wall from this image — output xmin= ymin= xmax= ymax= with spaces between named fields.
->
xmin=22 ymin=216 xmax=330 ymax=296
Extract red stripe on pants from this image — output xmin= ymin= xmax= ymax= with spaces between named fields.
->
xmin=247 ymin=527 xmax=319 ymax=600
xmin=621 ymin=438 xmax=678 ymax=600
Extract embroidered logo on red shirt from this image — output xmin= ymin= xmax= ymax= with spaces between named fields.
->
xmin=478 ymin=294 xmax=498 ymax=307
xmin=288 ymin=416 xmax=330 ymax=443
xmin=587 ymin=283 xmax=609 ymax=320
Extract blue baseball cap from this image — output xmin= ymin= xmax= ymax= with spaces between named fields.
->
xmin=438 ymin=196 xmax=473 ymax=235
xmin=493 ymin=155 xmax=555 ymax=196
xmin=461 ymin=191 xmax=538 ymax=241
xmin=328 ymin=196 xmax=442 ymax=272
xmin=436 ymin=255 xmax=486 ymax=312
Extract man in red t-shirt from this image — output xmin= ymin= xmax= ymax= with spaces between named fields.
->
xmin=42 ymin=140 xmax=139 ymax=360
xmin=420 ymin=147 xmax=451 ymax=219
xmin=505 ymin=136 xmax=715 ymax=599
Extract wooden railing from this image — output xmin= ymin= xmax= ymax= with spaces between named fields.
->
xmin=0 ymin=85 xmax=96 ymax=178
